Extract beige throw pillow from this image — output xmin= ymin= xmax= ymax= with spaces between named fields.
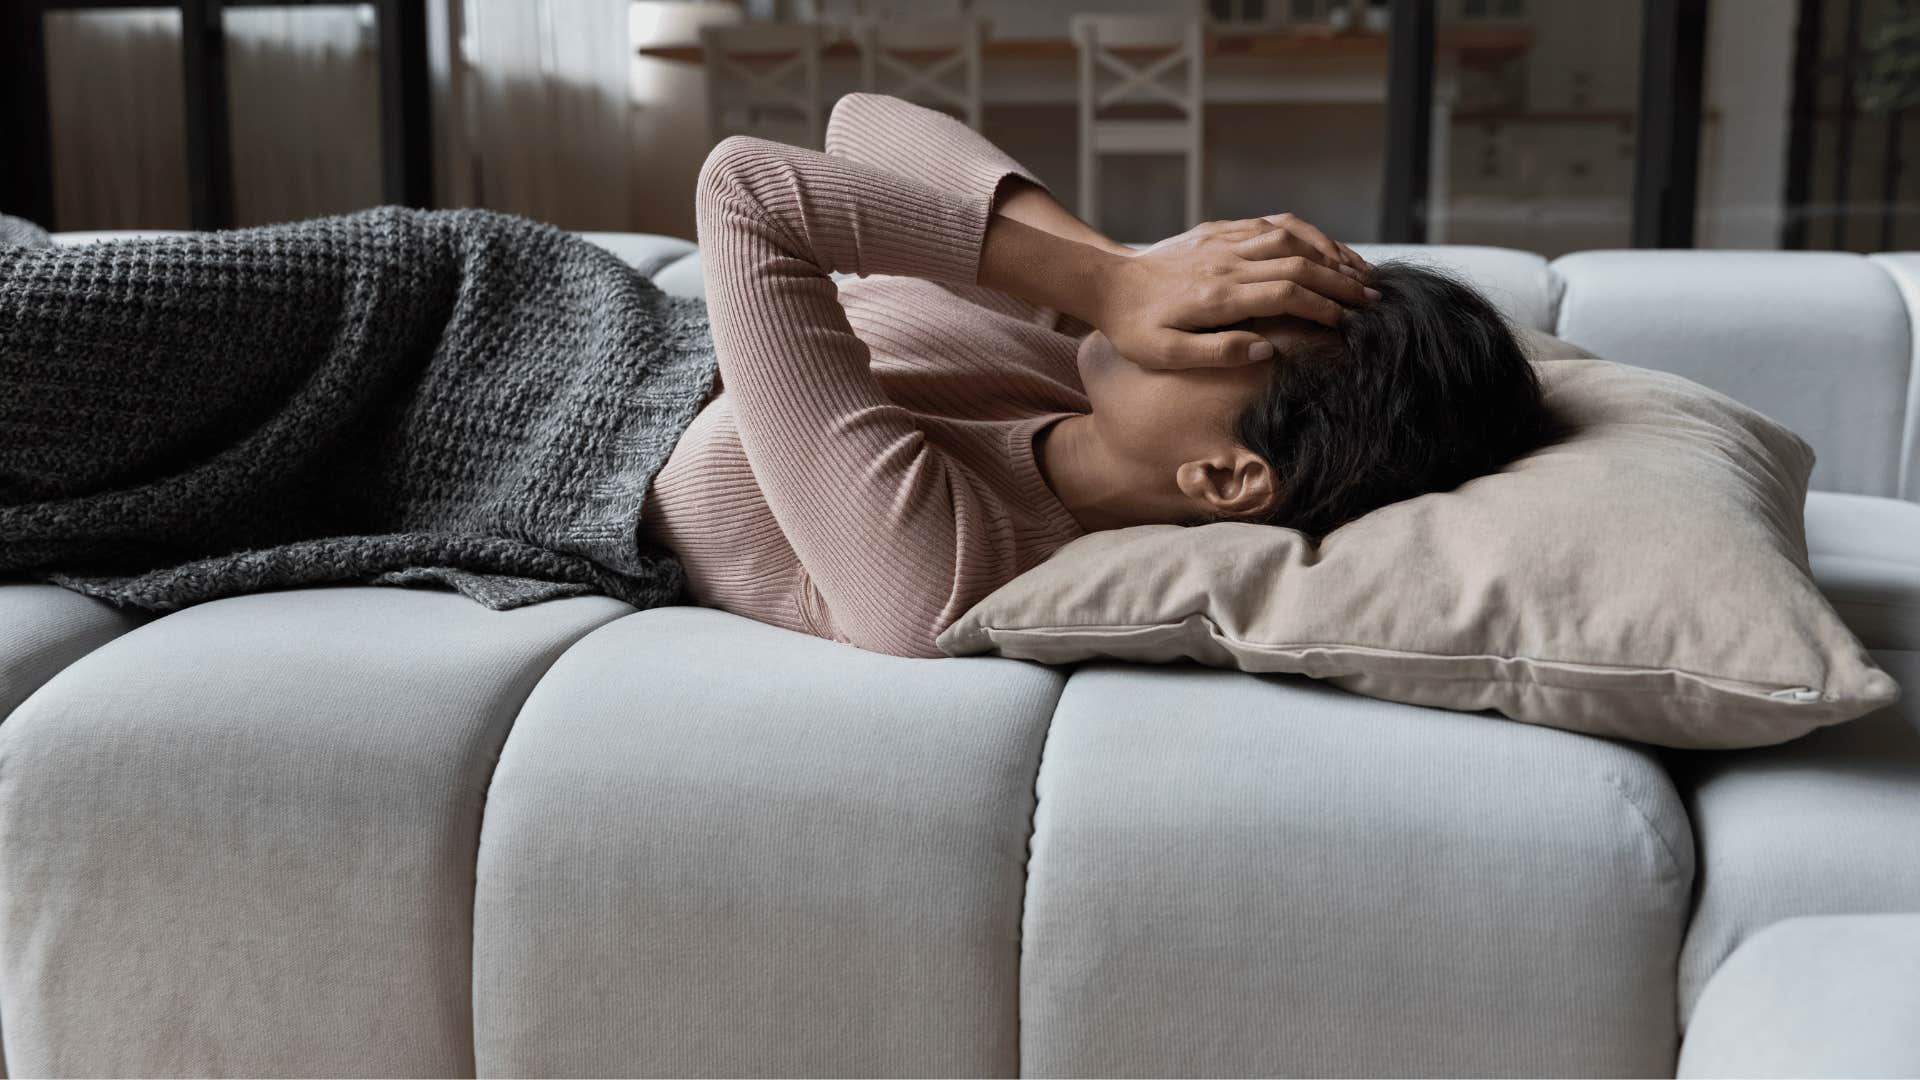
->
xmin=939 ymin=358 xmax=1900 ymax=749
xmin=1516 ymin=326 xmax=1596 ymax=361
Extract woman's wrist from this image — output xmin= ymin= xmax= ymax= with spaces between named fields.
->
xmin=994 ymin=179 xmax=1133 ymax=261
xmin=979 ymin=214 xmax=1126 ymax=327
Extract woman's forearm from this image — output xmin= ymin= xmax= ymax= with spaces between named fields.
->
xmin=825 ymin=93 xmax=1129 ymax=258
xmin=994 ymin=179 xmax=1134 ymax=257
xmin=977 ymin=214 xmax=1122 ymax=326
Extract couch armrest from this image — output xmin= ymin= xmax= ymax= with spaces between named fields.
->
xmin=1679 ymin=914 xmax=1920 ymax=1078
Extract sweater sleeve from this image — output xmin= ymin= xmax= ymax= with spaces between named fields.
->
xmin=825 ymin=92 xmax=1078 ymax=332
xmin=825 ymin=92 xmax=1050 ymax=200
xmin=694 ymin=133 xmax=1048 ymax=658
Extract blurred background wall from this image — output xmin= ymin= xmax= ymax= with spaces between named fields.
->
xmin=28 ymin=0 xmax=1913 ymax=253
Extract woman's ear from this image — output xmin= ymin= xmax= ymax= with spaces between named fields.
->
xmin=1174 ymin=449 xmax=1277 ymax=520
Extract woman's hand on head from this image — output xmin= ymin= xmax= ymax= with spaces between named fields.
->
xmin=1253 ymin=212 xmax=1372 ymax=276
xmin=1094 ymin=215 xmax=1378 ymax=370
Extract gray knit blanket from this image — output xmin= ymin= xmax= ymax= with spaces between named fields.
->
xmin=0 ymin=207 xmax=718 ymax=612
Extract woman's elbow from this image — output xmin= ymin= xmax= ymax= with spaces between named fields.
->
xmin=823 ymin=91 xmax=884 ymax=156
xmin=695 ymin=135 xmax=776 ymax=210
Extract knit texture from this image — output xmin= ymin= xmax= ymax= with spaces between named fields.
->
xmin=1 ymin=206 xmax=717 ymax=612
xmin=637 ymin=93 xmax=1092 ymax=658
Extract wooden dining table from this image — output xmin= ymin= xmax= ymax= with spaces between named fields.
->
xmin=641 ymin=23 xmax=1535 ymax=243
xmin=637 ymin=25 xmax=1531 ymax=67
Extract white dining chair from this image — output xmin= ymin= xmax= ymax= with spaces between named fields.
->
xmin=851 ymin=16 xmax=985 ymax=131
xmin=1070 ymin=13 xmax=1207 ymax=232
xmin=700 ymin=21 xmax=826 ymax=149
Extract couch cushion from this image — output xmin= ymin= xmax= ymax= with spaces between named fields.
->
xmin=1018 ymin=663 xmax=1692 ymax=1077
xmin=1352 ymin=243 xmax=1560 ymax=330
xmin=1551 ymin=250 xmax=1911 ymax=497
xmin=1671 ymin=648 xmax=1920 ymax=1027
xmin=0 ymin=586 xmax=629 ymax=1076
xmin=470 ymin=605 xmax=1065 ymax=1077
xmin=1678 ymin=914 xmax=1920 ymax=1078
xmin=0 ymin=582 xmax=134 ymax=1080
xmin=649 ymin=251 xmax=707 ymax=300
xmin=577 ymin=231 xmax=698 ymax=278
xmin=0 ymin=584 xmax=147 ymax=719
xmin=1805 ymin=491 xmax=1920 ymax=652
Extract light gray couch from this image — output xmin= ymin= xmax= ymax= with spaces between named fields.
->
xmin=2 ymin=232 xmax=1917 ymax=1078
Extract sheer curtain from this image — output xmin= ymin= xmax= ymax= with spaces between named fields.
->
xmin=45 ymin=9 xmax=191 ymax=229
xmin=42 ymin=0 xmax=684 ymax=235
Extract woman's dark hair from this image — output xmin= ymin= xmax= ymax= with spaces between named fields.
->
xmin=1223 ymin=261 xmax=1550 ymax=538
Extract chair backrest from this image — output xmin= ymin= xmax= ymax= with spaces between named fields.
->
xmin=852 ymin=16 xmax=985 ymax=130
xmin=1071 ymin=14 xmax=1205 ymax=116
xmin=1070 ymin=14 xmax=1207 ymax=230
xmin=700 ymin=22 xmax=826 ymax=149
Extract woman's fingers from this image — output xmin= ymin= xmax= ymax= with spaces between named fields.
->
xmin=1235 ymin=256 xmax=1378 ymax=308
xmin=1231 ymin=227 xmax=1345 ymax=270
xmin=1221 ymin=279 xmax=1348 ymax=328
xmin=1116 ymin=214 xmax=1377 ymax=366
xmin=1252 ymin=213 xmax=1370 ymax=278
xmin=1158 ymin=328 xmax=1276 ymax=369
xmin=1203 ymin=218 xmax=1279 ymax=243
xmin=1261 ymin=212 xmax=1346 ymax=268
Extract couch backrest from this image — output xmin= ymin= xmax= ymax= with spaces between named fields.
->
xmin=1550 ymin=251 xmax=1913 ymax=499
xmin=1348 ymin=244 xmax=1917 ymax=501
xmin=1350 ymin=243 xmax=1562 ymax=332
xmin=49 ymin=228 xmax=1920 ymax=503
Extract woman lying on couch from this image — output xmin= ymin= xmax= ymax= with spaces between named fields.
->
xmin=647 ymin=92 xmax=1549 ymax=656
xmin=1 ymin=93 xmax=1546 ymax=662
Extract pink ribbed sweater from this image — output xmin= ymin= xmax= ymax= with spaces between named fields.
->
xmin=636 ymin=94 xmax=1094 ymax=658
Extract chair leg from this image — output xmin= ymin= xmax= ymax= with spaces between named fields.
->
xmin=1081 ymin=153 xmax=1100 ymax=235
xmin=1078 ymin=32 xmax=1098 ymax=230
xmin=1186 ymin=145 xmax=1203 ymax=228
